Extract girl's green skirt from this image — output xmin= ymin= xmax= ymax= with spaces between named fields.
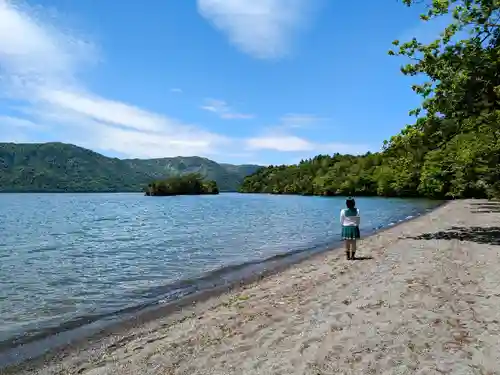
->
xmin=342 ymin=225 xmax=360 ymax=240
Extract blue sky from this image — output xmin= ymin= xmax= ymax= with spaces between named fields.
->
xmin=0 ymin=0 xmax=443 ymax=165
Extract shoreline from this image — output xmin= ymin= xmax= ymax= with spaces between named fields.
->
xmin=1 ymin=200 xmax=445 ymax=373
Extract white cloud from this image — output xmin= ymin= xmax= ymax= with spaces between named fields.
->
xmin=246 ymin=134 xmax=314 ymax=152
xmin=197 ymin=0 xmax=318 ymax=59
xmin=220 ymin=112 xmax=254 ymax=120
xmin=40 ymin=89 xmax=175 ymax=133
xmin=0 ymin=115 xmax=45 ymax=143
xmin=0 ymin=0 xmax=95 ymax=92
xmin=246 ymin=132 xmax=368 ymax=154
xmin=0 ymin=115 xmax=41 ymax=129
xmin=200 ymin=98 xmax=226 ymax=113
xmin=0 ymin=0 xmax=231 ymax=158
xmin=201 ymin=98 xmax=254 ymax=119
xmin=170 ymin=88 xmax=183 ymax=93
xmin=93 ymin=125 xmax=229 ymax=159
xmin=0 ymin=0 xmax=361 ymax=163
xmin=242 ymin=113 xmax=370 ymax=154
xmin=279 ymin=113 xmax=328 ymax=128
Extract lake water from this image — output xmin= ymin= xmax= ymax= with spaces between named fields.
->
xmin=0 ymin=193 xmax=439 ymax=364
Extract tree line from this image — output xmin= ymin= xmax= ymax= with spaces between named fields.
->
xmin=240 ymin=0 xmax=500 ymax=199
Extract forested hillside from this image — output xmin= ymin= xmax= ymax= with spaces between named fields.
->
xmin=0 ymin=142 xmax=261 ymax=192
xmin=240 ymin=0 xmax=500 ymax=199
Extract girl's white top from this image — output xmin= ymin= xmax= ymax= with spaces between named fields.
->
xmin=340 ymin=208 xmax=360 ymax=227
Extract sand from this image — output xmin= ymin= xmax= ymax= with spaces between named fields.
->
xmin=5 ymin=199 xmax=500 ymax=375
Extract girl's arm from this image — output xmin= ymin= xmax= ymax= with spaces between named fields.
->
xmin=356 ymin=209 xmax=361 ymax=225
xmin=340 ymin=209 xmax=345 ymax=225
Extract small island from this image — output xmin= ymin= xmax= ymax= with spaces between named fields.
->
xmin=145 ymin=173 xmax=219 ymax=196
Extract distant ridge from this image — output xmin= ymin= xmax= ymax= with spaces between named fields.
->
xmin=0 ymin=142 xmax=262 ymax=192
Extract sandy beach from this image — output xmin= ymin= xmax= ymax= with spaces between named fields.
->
xmin=5 ymin=199 xmax=500 ymax=375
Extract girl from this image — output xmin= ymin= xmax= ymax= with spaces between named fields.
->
xmin=340 ymin=197 xmax=360 ymax=260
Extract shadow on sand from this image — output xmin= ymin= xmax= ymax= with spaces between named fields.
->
xmin=352 ymin=256 xmax=374 ymax=261
xmin=407 ymin=226 xmax=500 ymax=246
xmin=470 ymin=201 xmax=500 ymax=213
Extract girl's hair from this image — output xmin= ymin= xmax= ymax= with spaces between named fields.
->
xmin=346 ymin=197 xmax=356 ymax=209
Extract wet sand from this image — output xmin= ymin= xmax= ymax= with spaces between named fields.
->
xmin=5 ymin=199 xmax=500 ymax=375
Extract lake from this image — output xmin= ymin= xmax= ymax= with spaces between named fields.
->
xmin=0 ymin=193 xmax=439 ymax=364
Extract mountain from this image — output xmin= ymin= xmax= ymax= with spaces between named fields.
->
xmin=122 ymin=157 xmax=262 ymax=192
xmin=0 ymin=142 xmax=262 ymax=192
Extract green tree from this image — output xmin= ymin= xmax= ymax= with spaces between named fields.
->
xmin=388 ymin=0 xmax=500 ymax=198
xmin=146 ymin=173 xmax=220 ymax=196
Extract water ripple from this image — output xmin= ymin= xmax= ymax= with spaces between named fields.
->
xmin=0 ymin=193 xmax=438 ymax=349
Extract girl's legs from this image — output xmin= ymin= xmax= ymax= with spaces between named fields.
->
xmin=345 ymin=239 xmax=356 ymax=260
xmin=344 ymin=240 xmax=351 ymax=259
